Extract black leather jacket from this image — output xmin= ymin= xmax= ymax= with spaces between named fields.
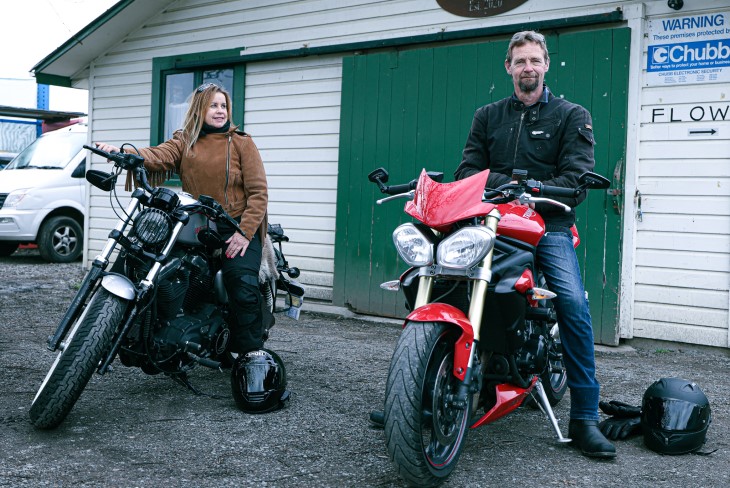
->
xmin=454 ymin=87 xmax=595 ymax=229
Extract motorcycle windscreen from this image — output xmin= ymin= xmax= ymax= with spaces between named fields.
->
xmin=404 ymin=169 xmax=496 ymax=232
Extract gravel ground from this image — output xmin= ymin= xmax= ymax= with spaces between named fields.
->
xmin=1 ymin=248 xmax=729 ymax=487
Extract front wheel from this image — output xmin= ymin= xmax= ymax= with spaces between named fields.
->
xmin=383 ymin=322 xmax=471 ymax=487
xmin=29 ymin=289 xmax=127 ymax=429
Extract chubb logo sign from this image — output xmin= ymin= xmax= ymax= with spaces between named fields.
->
xmin=648 ymin=40 xmax=730 ymax=71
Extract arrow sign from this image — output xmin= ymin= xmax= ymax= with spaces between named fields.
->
xmin=688 ymin=129 xmax=718 ymax=136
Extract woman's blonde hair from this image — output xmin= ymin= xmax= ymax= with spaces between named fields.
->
xmin=179 ymin=83 xmax=235 ymax=153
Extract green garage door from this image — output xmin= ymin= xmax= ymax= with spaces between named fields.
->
xmin=334 ymin=28 xmax=629 ymax=345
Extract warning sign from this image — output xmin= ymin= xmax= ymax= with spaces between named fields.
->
xmin=646 ymin=11 xmax=730 ymax=86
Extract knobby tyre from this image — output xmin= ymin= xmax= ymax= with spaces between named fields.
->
xmin=383 ymin=322 xmax=471 ymax=487
xmin=29 ymin=288 xmax=127 ymax=429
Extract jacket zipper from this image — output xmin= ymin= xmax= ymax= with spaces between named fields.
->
xmin=224 ymin=135 xmax=231 ymax=206
xmin=512 ymin=111 xmax=526 ymax=167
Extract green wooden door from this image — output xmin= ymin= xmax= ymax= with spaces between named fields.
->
xmin=334 ymin=28 xmax=629 ymax=345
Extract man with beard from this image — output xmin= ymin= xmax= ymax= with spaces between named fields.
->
xmin=454 ymin=30 xmax=616 ymax=459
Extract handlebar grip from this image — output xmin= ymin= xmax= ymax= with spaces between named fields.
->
xmin=384 ymin=180 xmax=417 ymax=195
xmin=84 ymin=144 xmax=137 ymax=168
xmin=84 ymin=144 xmax=114 ymax=159
xmin=540 ymin=185 xmax=579 ymax=198
xmin=385 ymin=183 xmax=411 ymax=195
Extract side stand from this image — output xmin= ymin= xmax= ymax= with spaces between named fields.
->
xmin=533 ymin=380 xmax=572 ymax=443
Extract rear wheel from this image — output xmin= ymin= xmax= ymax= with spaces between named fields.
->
xmin=383 ymin=322 xmax=471 ymax=487
xmin=533 ymin=273 xmax=567 ymax=407
xmin=29 ymin=288 xmax=126 ymax=429
xmin=534 ymin=324 xmax=568 ymax=406
xmin=38 ymin=216 xmax=83 ymax=263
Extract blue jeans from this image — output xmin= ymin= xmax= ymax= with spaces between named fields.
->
xmin=536 ymin=231 xmax=600 ymax=421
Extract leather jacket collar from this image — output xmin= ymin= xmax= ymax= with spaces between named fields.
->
xmin=510 ymin=84 xmax=552 ymax=111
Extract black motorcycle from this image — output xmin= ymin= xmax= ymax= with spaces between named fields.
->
xmin=29 ymin=144 xmax=304 ymax=429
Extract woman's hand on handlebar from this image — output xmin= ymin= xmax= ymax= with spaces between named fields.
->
xmin=94 ymin=142 xmax=121 ymax=159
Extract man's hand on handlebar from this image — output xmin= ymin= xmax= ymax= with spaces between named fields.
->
xmin=510 ymin=180 xmax=535 ymax=209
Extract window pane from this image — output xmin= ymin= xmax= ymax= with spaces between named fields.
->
xmin=203 ymin=69 xmax=234 ymax=96
xmin=165 ymin=73 xmax=194 ymax=140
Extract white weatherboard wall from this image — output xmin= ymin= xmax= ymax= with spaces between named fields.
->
xmin=243 ymin=56 xmax=343 ymax=300
xmin=629 ymin=2 xmax=730 ymax=347
xmin=633 ymin=90 xmax=730 ymax=348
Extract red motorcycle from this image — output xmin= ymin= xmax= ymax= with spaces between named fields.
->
xmin=368 ymin=167 xmax=611 ymax=486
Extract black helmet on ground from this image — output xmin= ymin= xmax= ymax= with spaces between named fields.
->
xmin=231 ymin=349 xmax=290 ymax=414
xmin=641 ymin=377 xmax=711 ymax=455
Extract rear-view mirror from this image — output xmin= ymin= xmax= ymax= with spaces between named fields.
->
xmin=86 ymin=169 xmax=117 ymax=192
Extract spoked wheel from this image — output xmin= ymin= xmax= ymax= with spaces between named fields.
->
xmin=383 ymin=322 xmax=471 ymax=487
xmin=29 ymin=288 xmax=126 ymax=429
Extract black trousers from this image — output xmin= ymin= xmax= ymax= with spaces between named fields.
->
xmin=218 ymin=221 xmax=265 ymax=354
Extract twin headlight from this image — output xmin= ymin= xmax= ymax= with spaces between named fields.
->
xmin=392 ymin=223 xmax=495 ymax=269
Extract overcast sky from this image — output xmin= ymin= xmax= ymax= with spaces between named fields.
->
xmin=0 ymin=0 xmax=119 ymax=111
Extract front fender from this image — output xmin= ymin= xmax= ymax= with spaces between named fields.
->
xmin=101 ymin=273 xmax=136 ymax=300
xmin=407 ymin=303 xmax=474 ymax=381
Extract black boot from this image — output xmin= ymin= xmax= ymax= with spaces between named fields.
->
xmin=369 ymin=410 xmax=384 ymax=429
xmin=569 ymin=419 xmax=617 ymax=459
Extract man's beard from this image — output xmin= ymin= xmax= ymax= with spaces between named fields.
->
xmin=518 ymin=76 xmax=540 ymax=92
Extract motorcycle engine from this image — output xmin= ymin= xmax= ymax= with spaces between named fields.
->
xmin=153 ymin=303 xmax=228 ymax=362
xmin=182 ymin=253 xmax=215 ymax=312
xmin=515 ymin=322 xmax=549 ymax=374
xmin=118 ymin=250 xmax=227 ymax=373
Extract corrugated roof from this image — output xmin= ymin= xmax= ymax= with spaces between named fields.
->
xmin=0 ymin=106 xmax=86 ymax=121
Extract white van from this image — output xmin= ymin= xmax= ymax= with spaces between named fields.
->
xmin=0 ymin=123 xmax=87 ymax=262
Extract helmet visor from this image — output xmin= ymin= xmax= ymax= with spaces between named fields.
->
xmin=644 ymin=397 xmax=710 ymax=431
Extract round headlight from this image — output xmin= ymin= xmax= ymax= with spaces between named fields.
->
xmin=392 ymin=223 xmax=433 ymax=267
xmin=133 ymin=208 xmax=172 ymax=246
xmin=437 ymin=226 xmax=495 ymax=269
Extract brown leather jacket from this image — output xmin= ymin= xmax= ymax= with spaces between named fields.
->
xmin=135 ymin=129 xmax=268 ymax=241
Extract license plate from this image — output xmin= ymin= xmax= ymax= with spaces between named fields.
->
xmin=285 ymin=294 xmax=303 ymax=320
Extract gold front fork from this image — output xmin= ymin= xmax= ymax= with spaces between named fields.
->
xmin=468 ymin=209 xmax=500 ymax=342
xmin=411 ymin=208 xmax=500 ymax=331
xmin=414 ymin=276 xmax=434 ymax=309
